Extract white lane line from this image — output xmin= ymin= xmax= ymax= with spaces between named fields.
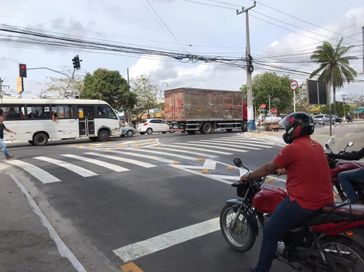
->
xmin=173 ymin=142 xmax=248 ymax=153
xmin=100 ymin=150 xmax=175 ymax=164
xmin=85 ymin=152 xmax=156 ymax=168
xmin=62 ymin=154 xmax=129 ymax=172
xmin=6 ymin=160 xmax=60 ymax=184
xmin=34 ymin=157 xmax=97 ymax=177
xmin=10 ymin=175 xmax=87 ymax=272
xmin=146 ymin=146 xmax=217 ymax=158
xmin=161 ymin=144 xmax=232 ymax=155
xmin=217 ymin=137 xmax=276 ymax=145
xmin=113 ymin=217 xmax=220 ymax=263
xmin=124 ymin=148 xmax=198 ymax=161
xmin=195 ymin=140 xmax=261 ymax=150
xmin=204 ymin=138 xmax=276 ymax=147
xmin=202 ymin=159 xmax=216 ymax=170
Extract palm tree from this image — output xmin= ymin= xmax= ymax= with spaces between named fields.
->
xmin=310 ymin=38 xmax=357 ymax=111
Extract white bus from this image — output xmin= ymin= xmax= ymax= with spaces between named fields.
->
xmin=0 ymin=98 xmax=121 ymax=145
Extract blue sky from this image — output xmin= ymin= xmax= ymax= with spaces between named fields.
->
xmin=0 ymin=0 xmax=363 ymax=99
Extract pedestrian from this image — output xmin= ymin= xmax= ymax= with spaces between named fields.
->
xmin=0 ymin=110 xmax=16 ymax=160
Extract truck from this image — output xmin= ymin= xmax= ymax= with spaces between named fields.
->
xmin=164 ymin=88 xmax=247 ymax=134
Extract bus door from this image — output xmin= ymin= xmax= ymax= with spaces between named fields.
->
xmin=78 ymin=106 xmax=95 ymax=136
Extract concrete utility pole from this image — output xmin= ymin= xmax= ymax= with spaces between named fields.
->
xmin=362 ymin=26 xmax=364 ymax=73
xmin=237 ymin=1 xmax=256 ymax=131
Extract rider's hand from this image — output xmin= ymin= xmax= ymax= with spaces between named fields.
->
xmin=240 ymin=173 xmax=251 ymax=183
xmin=276 ymin=168 xmax=286 ymax=175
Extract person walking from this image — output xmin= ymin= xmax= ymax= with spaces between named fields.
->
xmin=0 ymin=110 xmax=16 ymax=160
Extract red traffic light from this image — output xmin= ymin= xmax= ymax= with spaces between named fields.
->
xmin=19 ymin=63 xmax=27 ymax=78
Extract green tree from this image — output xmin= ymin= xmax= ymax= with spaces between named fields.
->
xmin=242 ymin=72 xmax=293 ymax=114
xmin=131 ymin=75 xmax=159 ymax=120
xmin=81 ymin=68 xmax=136 ymax=112
xmin=310 ymin=38 xmax=357 ymax=111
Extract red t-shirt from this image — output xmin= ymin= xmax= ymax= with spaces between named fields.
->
xmin=273 ymin=136 xmax=333 ymax=210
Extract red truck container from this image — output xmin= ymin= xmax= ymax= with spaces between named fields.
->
xmin=164 ymin=88 xmax=247 ymax=134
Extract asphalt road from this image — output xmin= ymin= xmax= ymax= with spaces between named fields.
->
xmin=2 ymin=122 xmax=363 ymax=272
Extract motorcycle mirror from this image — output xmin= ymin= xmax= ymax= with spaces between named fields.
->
xmin=233 ymin=158 xmax=243 ymax=168
xmin=325 ymin=143 xmax=329 ymax=150
xmin=347 ymin=141 xmax=354 ymax=147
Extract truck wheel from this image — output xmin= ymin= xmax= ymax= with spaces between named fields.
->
xmin=98 ymin=130 xmax=110 ymax=141
xmin=200 ymin=122 xmax=212 ymax=134
xmin=33 ymin=132 xmax=48 ymax=146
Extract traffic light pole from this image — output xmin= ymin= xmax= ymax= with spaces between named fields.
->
xmin=237 ymin=1 xmax=256 ymax=132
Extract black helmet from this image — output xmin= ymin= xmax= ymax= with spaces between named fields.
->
xmin=279 ymin=112 xmax=314 ymax=144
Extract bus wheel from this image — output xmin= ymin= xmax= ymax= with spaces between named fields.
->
xmin=33 ymin=133 xmax=48 ymax=146
xmin=98 ymin=130 xmax=110 ymax=141
xmin=28 ymin=140 xmax=36 ymax=145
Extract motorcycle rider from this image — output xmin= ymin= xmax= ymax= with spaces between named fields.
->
xmin=240 ymin=112 xmax=334 ymax=272
xmin=329 ymin=147 xmax=364 ymax=203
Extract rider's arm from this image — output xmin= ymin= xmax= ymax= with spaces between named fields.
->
xmin=240 ymin=161 xmax=278 ymax=182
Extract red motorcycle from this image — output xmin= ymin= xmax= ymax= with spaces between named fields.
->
xmin=220 ymin=158 xmax=364 ymax=271
xmin=325 ymin=142 xmax=364 ymax=201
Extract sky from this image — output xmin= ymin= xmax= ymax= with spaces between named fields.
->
xmin=0 ymin=0 xmax=363 ymax=100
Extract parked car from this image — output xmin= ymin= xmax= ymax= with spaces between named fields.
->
xmin=120 ymin=125 xmax=136 ymax=137
xmin=332 ymin=115 xmax=343 ymax=123
xmin=313 ymin=114 xmax=334 ymax=125
xmin=137 ymin=119 xmax=170 ymax=135
xmin=264 ymin=114 xmax=282 ymax=124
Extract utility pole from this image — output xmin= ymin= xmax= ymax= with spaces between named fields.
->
xmin=237 ymin=1 xmax=256 ymax=131
xmin=362 ymin=26 xmax=364 ymax=73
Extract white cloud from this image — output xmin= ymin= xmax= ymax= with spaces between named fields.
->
xmin=270 ymin=41 xmax=279 ymax=47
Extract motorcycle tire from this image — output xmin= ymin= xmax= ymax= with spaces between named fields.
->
xmin=219 ymin=203 xmax=256 ymax=252
xmin=317 ymin=236 xmax=364 ymax=272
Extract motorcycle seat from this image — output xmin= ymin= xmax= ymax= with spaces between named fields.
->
xmin=321 ymin=203 xmax=364 ymax=219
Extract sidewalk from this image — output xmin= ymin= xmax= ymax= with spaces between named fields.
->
xmin=0 ymin=173 xmax=76 ymax=272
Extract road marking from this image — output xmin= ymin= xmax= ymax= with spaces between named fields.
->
xmin=113 ymin=217 xmax=220 ymax=263
xmin=121 ymin=262 xmax=144 ymax=272
xmin=102 ymin=150 xmax=176 ymax=164
xmin=201 ymin=139 xmax=275 ymax=148
xmin=85 ymin=152 xmax=156 ymax=168
xmin=62 ymin=154 xmax=129 ymax=172
xmin=220 ymin=136 xmax=276 ymax=145
xmin=124 ymin=148 xmax=198 ymax=161
xmin=34 ymin=157 xmax=98 ymax=177
xmin=10 ymin=175 xmax=87 ymax=272
xmin=161 ymin=144 xmax=232 ymax=155
xmin=146 ymin=146 xmax=217 ymax=158
xmin=173 ymin=142 xmax=248 ymax=153
xmin=6 ymin=160 xmax=60 ymax=184
xmin=202 ymin=159 xmax=216 ymax=171
xmin=196 ymin=140 xmax=261 ymax=150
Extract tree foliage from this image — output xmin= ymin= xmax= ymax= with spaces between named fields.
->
xmin=131 ymin=75 xmax=159 ymax=119
xmin=81 ymin=68 xmax=136 ymax=111
xmin=242 ymin=72 xmax=293 ymax=114
xmin=310 ymin=38 xmax=357 ymax=107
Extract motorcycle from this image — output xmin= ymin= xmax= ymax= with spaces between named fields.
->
xmin=220 ymin=158 xmax=364 ymax=271
xmin=325 ymin=142 xmax=364 ymax=202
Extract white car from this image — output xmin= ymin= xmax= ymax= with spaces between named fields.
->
xmin=264 ymin=114 xmax=282 ymax=124
xmin=137 ymin=119 xmax=170 ymax=135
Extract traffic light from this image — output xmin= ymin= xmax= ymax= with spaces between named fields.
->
xmin=19 ymin=64 xmax=27 ymax=78
xmin=247 ymin=54 xmax=254 ymax=74
xmin=72 ymin=55 xmax=81 ymax=70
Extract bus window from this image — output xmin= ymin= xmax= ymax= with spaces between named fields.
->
xmin=2 ymin=105 xmax=25 ymax=120
xmin=27 ymin=105 xmax=51 ymax=119
xmin=96 ymin=105 xmax=117 ymax=119
xmin=51 ymin=105 xmax=74 ymax=119
xmin=79 ymin=109 xmax=85 ymax=119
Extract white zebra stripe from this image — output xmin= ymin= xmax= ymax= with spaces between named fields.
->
xmin=85 ymin=152 xmax=156 ymax=168
xmin=161 ymin=144 xmax=232 ymax=155
xmin=62 ymin=154 xmax=129 ymax=172
xmin=173 ymin=142 xmax=248 ymax=153
xmin=146 ymin=146 xmax=217 ymax=158
xmin=125 ymin=148 xmax=198 ymax=161
xmin=100 ymin=150 xmax=175 ymax=164
xmin=34 ymin=157 xmax=98 ymax=177
xmin=6 ymin=160 xmax=60 ymax=184
xmin=194 ymin=140 xmax=261 ymax=150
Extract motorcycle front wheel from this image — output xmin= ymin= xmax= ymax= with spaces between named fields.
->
xmin=219 ymin=203 xmax=256 ymax=252
xmin=317 ymin=237 xmax=364 ymax=272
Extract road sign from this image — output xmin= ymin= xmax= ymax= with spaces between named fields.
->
xmin=290 ymin=80 xmax=298 ymax=91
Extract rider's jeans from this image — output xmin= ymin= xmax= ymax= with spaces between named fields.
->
xmin=0 ymin=138 xmax=10 ymax=159
xmin=339 ymin=168 xmax=364 ymax=202
xmin=253 ymin=197 xmax=317 ymax=272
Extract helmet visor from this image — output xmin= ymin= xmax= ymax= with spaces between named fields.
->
xmin=279 ymin=117 xmax=290 ymax=129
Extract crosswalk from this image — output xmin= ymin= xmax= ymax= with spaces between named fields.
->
xmin=1 ymin=135 xmax=281 ymax=184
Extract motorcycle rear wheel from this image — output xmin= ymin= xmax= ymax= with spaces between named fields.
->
xmin=220 ymin=203 xmax=256 ymax=252
xmin=317 ymin=237 xmax=364 ymax=272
